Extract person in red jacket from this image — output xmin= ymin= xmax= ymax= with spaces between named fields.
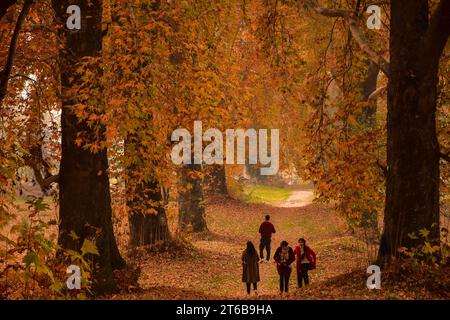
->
xmin=294 ymin=238 xmax=316 ymax=288
xmin=258 ymin=215 xmax=276 ymax=262
xmin=274 ymin=240 xmax=295 ymax=294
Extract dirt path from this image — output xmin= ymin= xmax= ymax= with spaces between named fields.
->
xmin=277 ymin=190 xmax=315 ymax=208
xmin=112 ymin=195 xmax=364 ymax=300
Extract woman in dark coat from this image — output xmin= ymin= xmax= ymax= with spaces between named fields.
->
xmin=294 ymin=238 xmax=317 ymax=288
xmin=273 ymin=240 xmax=295 ymax=295
xmin=242 ymin=241 xmax=260 ymax=295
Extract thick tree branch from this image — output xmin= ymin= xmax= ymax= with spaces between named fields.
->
xmin=24 ymin=158 xmax=59 ymax=191
xmin=303 ymin=0 xmax=352 ymax=17
xmin=368 ymin=85 xmax=386 ymax=101
xmin=348 ymin=19 xmax=389 ymax=76
xmin=23 ymin=141 xmax=59 ymax=191
xmin=0 ymin=0 xmax=33 ymax=106
xmin=27 ymin=160 xmax=59 ymax=191
xmin=43 ymin=174 xmax=59 ymax=186
xmin=421 ymin=0 xmax=450 ymax=70
xmin=301 ymin=0 xmax=390 ymax=76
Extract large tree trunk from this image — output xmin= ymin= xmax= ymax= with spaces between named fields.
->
xmin=205 ymin=165 xmax=228 ymax=195
xmin=129 ymin=210 xmax=169 ymax=246
xmin=53 ymin=0 xmax=124 ymax=294
xmin=128 ymin=177 xmax=170 ymax=246
xmin=380 ymin=0 xmax=442 ymax=260
xmin=178 ymin=164 xmax=207 ymax=233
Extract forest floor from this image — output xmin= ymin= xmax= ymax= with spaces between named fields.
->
xmin=108 ymin=185 xmax=450 ymax=300
xmin=7 ymin=183 xmax=449 ymax=300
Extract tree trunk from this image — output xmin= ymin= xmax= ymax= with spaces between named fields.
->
xmin=53 ymin=0 xmax=125 ymax=294
xmin=0 ymin=0 xmax=33 ymax=106
xmin=205 ymin=165 xmax=228 ymax=195
xmin=128 ymin=178 xmax=170 ymax=246
xmin=380 ymin=0 xmax=441 ymax=260
xmin=245 ymin=163 xmax=267 ymax=183
xmin=178 ymin=164 xmax=207 ymax=233
xmin=358 ymin=61 xmax=379 ymax=126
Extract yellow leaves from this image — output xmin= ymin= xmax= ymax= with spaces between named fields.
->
xmin=422 ymin=242 xmax=440 ymax=255
xmin=398 ymin=246 xmax=414 ymax=258
xmin=347 ymin=115 xmax=358 ymax=126
xmin=81 ymin=239 xmax=100 ymax=256
xmin=419 ymin=228 xmax=430 ymax=238
xmin=69 ymin=230 xmax=80 ymax=240
xmin=84 ymin=69 xmax=94 ymax=79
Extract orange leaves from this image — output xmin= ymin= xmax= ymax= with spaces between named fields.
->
xmin=347 ymin=115 xmax=358 ymax=126
xmin=74 ymin=137 xmax=83 ymax=147
xmin=78 ymin=0 xmax=255 ymax=201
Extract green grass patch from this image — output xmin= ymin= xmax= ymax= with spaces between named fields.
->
xmin=242 ymin=184 xmax=292 ymax=204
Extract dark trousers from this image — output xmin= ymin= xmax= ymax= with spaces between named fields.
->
xmin=297 ymin=263 xmax=310 ymax=288
xmin=279 ymin=273 xmax=290 ymax=292
xmin=259 ymin=238 xmax=271 ymax=260
xmin=246 ymin=282 xmax=257 ymax=294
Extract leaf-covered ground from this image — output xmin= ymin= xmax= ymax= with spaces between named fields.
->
xmin=7 ymin=191 xmax=449 ymax=300
xmin=107 ymin=194 xmax=450 ymax=300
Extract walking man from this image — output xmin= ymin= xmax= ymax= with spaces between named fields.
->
xmin=258 ymin=214 xmax=276 ymax=262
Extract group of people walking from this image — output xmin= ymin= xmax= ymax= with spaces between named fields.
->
xmin=242 ymin=215 xmax=316 ymax=295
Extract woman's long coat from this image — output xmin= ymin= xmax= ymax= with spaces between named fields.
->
xmin=242 ymin=250 xmax=260 ymax=283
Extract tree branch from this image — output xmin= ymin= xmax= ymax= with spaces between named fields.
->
xmin=23 ymin=141 xmax=59 ymax=191
xmin=43 ymin=174 xmax=59 ymax=188
xmin=363 ymin=1 xmax=390 ymax=10
xmin=421 ymin=0 xmax=450 ymax=70
xmin=27 ymin=160 xmax=59 ymax=191
xmin=300 ymin=0 xmax=390 ymax=76
xmin=303 ymin=0 xmax=352 ymax=18
xmin=368 ymin=85 xmax=386 ymax=101
xmin=0 ymin=0 xmax=33 ymax=106
xmin=347 ymin=18 xmax=389 ymax=76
